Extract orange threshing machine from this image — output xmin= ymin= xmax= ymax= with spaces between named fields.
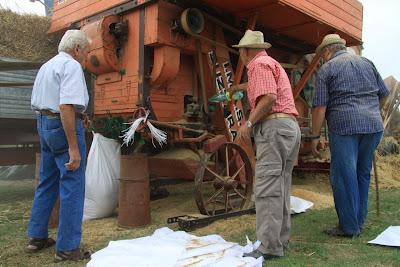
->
xmin=48 ymin=0 xmax=363 ymax=215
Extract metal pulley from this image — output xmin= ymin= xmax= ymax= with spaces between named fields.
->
xmin=172 ymin=8 xmax=239 ymax=55
xmin=81 ymin=15 xmax=123 ymax=75
xmin=180 ymin=8 xmax=205 ymax=35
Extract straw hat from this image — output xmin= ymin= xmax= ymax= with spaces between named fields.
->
xmin=316 ymin=34 xmax=346 ymax=54
xmin=232 ymin=30 xmax=272 ymax=49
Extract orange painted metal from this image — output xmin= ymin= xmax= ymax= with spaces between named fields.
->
xmin=50 ymin=0 xmax=362 ymax=46
xmin=49 ymin=0 xmax=130 ymax=33
xmin=49 ymin=0 xmax=363 ymax=119
xmin=47 ymin=0 xmax=364 ymax=176
xmin=96 ymin=72 xmax=122 ymax=85
xmin=203 ymin=135 xmax=228 ymax=154
xmin=150 ymin=46 xmax=180 ymax=88
xmin=201 ymin=0 xmax=362 ymax=46
xmin=81 ymin=16 xmax=120 ymax=75
xmin=148 ymin=157 xmax=199 ymax=180
xmin=92 ymin=10 xmax=140 ymax=116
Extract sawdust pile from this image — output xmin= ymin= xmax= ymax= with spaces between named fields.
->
xmin=292 ymin=172 xmax=334 ymax=209
xmin=153 ymin=148 xmax=203 ymax=161
xmin=0 ymin=9 xmax=58 ymax=61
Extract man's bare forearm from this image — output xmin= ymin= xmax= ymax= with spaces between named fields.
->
xmin=311 ymin=106 xmax=327 ymax=136
xmin=248 ymin=94 xmax=276 ymax=125
xmin=60 ymin=104 xmax=78 ymax=150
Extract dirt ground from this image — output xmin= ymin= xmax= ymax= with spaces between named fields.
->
xmin=1 ymin=153 xmax=399 ymax=266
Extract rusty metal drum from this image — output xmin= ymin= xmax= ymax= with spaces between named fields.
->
xmin=118 ymin=154 xmax=151 ymax=228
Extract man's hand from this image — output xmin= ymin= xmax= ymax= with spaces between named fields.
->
xmin=226 ymin=84 xmax=241 ymax=93
xmin=65 ymin=147 xmax=81 ymax=171
xmin=311 ymin=139 xmax=321 ymax=158
xmin=60 ymin=104 xmax=81 ymax=171
xmin=83 ymin=114 xmax=92 ymax=130
xmin=226 ymin=82 xmax=248 ymax=93
xmin=236 ymin=124 xmax=251 ymax=143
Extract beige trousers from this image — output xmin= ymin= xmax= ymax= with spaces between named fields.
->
xmin=253 ymin=118 xmax=301 ymax=256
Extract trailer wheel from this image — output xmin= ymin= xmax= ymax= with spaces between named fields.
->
xmin=195 ymin=142 xmax=253 ymax=215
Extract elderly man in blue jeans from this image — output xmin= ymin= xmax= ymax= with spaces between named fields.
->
xmin=26 ymin=30 xmax=91 ymax=262
xmin=311 ymin=34 xmax=389 ymax=237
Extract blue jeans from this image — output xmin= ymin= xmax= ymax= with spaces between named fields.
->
xmin=28 ymin=115 xmax=86 ymax=252
xmin=329 ymin=131 xmax=383 ymax=235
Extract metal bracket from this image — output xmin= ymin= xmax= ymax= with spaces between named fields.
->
xmin=167 ymin=208 xmax=256 ymax=231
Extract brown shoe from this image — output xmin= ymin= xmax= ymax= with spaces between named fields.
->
xmin=25 ymin=238 xmax=56 ymax=253
xmin=54 ymin=248 xmax=91 ymax=263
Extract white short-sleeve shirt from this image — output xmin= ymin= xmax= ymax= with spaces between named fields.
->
xmin=31 ymin=52 xmax=89 ymax=113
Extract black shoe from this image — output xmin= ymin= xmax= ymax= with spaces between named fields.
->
xmin=323 ymin=227 xmax=359 ymax=238
xmin=243 ymin=249 xmax=280 ymax=260
xmin=54 ymin=248 xmax=91 ymax=263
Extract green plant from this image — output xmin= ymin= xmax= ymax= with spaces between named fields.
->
xmin=91 ymin=114 xmax=128 ymax=141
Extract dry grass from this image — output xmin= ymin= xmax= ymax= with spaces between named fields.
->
xmin=374 ymin=154 xmax=400 ymax=188
xmin=0 ymin=9 xmax=58 ymax=61
xmin=292 ymin=172 xmax=334 ymax=209
xmin=0 ymin=175 xmax=341 ymax=266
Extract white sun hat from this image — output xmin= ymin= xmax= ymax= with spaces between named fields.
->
xmin=232 ymin=30 xmax=272 ymax=49
xmin=316 ymin=34 xmax=346 ymax=54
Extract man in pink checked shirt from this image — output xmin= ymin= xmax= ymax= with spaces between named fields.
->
xmin=229 ymin=30 xmax=301 ymax=260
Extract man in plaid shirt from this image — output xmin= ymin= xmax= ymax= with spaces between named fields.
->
xmin=311 ymin=34 xmax=390 ymax=237
xmin=230 ymin=30 xmax=301 ymax=260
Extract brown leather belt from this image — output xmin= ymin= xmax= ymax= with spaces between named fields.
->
xmin=262 ymin=112 xmax=296 ymax=122
xmin=39 ymin=110 xmax=84 ymax=120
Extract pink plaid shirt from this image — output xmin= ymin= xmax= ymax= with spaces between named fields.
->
xmin=246 ymin=51 xmax=298 ymax=116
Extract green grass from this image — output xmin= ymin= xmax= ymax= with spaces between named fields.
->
xmin=231 ymin=190 xmax=400 ymax=267
xmin=0 ymin=180 xmax=399 ymax=266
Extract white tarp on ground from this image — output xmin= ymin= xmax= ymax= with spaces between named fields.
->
xmin=87 ymin=227 xmax=263 ymax=267
xmin=290 ymin=196 xmax=314 ymax=214
xmin=368 ymin=226 xmax=400 ymax=247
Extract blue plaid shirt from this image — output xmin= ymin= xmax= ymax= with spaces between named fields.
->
xmin=313 ymin=51 xmax=390 ymax=135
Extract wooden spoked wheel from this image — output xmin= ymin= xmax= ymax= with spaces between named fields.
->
xmin=195 ymin=142 xmax=253 ymax=215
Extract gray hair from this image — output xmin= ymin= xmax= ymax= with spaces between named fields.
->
xmin=58 ymin=30 xmax=90 ymax=53
xmin=322 ymin=43 xmax=346 ymax=54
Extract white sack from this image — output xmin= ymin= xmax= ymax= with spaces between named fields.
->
xmin=83 ymin=133 xmax=120 ymax=221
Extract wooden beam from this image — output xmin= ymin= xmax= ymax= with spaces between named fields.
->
xmin=293 ymin=54 xmax=321 ymax=99
xmin=261 ymin=27 xmax=315 ymax=54
xmin=275 ymin=20 xmax=318 ymax=33
xmin=233 ymin=13 xmax=258 ymax=85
